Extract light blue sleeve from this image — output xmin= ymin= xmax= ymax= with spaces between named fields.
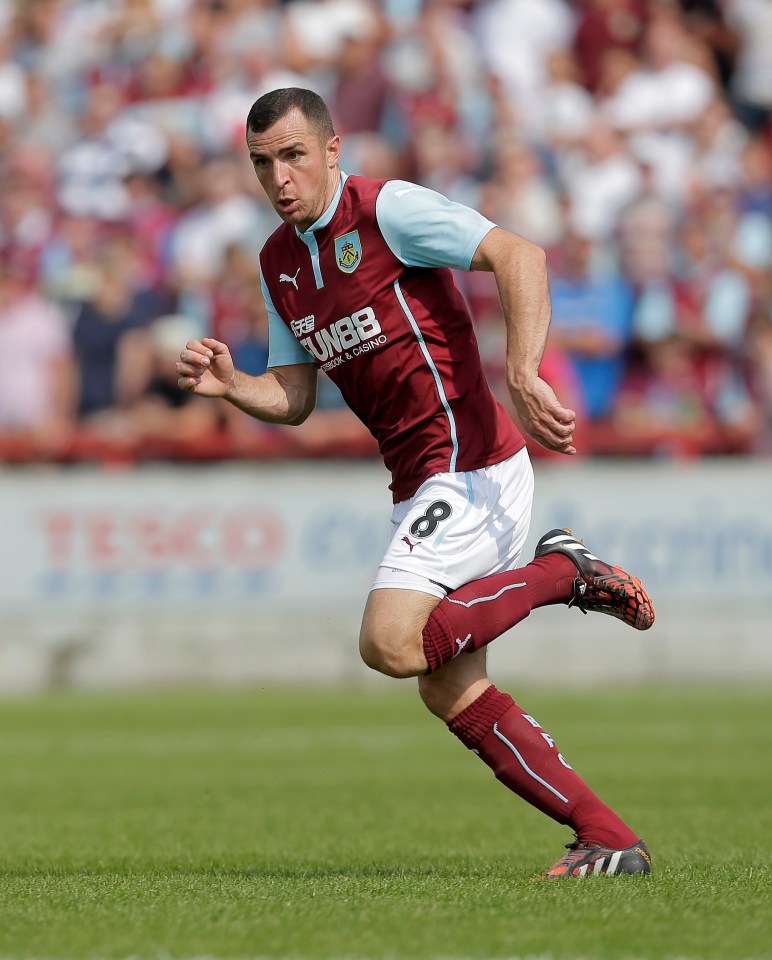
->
xmin=376 ymin=180 xmax=497 ymax=270
xmin=261 ymin=268 xmax=315 ymax=368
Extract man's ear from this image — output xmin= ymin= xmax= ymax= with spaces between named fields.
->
xmin=326 ymin=135 xmax=341 ymax=168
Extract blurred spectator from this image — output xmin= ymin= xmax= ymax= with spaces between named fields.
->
xmin=329 ymin=3 xmax=391 ymax=135
xmin=57 ymin=81 xmax=169 ymax=220
xmin=678 ymin=0 xmax=740 ymax=91
xmin=39 ymin=213 xmax=104 ymax=307
xmin=284 ymin=0 xmax=383 ymax=78
xmin=123 ymin=51 xmax=205 ymax=146
xmin=0 ymin=265 xmax=74 ymax=450
xmin=0 ymin=26 xmax=27 ymax=121
xmin=392 ymin=0 xmax=491 ymax=149
xmin=199 ymin=2 xmax=290 ymax=153
xmin=229 ymin=267 xmax=271 ymax=378
xmin=0 ymin=165 xmax=54 ymax=277
xmin=71 ymin=240 xmax=164 ymax=435
xmin=159 ymin=133 xmax=207 ymax=209
xmin=16 ymin=69 xmax=76 ymax=152
xmin=339 ymin=131 xmax=405 ymax=180
xmin=633 ymin=204 xmax=753 ymax=353
xmin=479 ymin=133 xmax=563 ymax=248
xmin=548 ymin=229 xmax=635 ymax=422
xmin=562 ymin=116 xmax=643 ymax=241
xmin=14 ymin=0 xmax=115 ymax=93
xmin=630 ymin=196 xmax=759 ymax=454
xmin=209 ymin=243 xmax=263 ymax=345
xmin=687 ymin=95 xmax=749 ymax=192
xmin=122 ymin=169 xmax=178 ymax=289
xmin=409 ymin=120 xmax=481 ymax=207
xmin=535 ymin=47 xmax=596 ymax=151
xmin=130 ymin=313 xmax=223 ymax=447
xmin=107 ymin=0 xmax=160 ymax=72
xmin=169 ymin=155 xmax=275 ymax=291
xmin=472 ymin=0 xmax=574 ymax=138
xmin=600 ymin=7 xmax=717 ymax=133
xmin=723 ymin=0 xmax=772 ymax=132
xmin=612 ymin=333 xmax=718 ymax=457
xmin=738 ymin=135 xmax=772 ymax=217
xmin=573 ymin=0 xmax=647 ymax=94
xmin=617 ymin=160 xmax=676 ymax=289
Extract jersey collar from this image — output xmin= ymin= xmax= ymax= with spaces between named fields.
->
xmin=295 ymin=170 xmax=348 ymax=239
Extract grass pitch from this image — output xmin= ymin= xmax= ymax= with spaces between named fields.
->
xmin=0 ymin=684 xmax=769 ymax=960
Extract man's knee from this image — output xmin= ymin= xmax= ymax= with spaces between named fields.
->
xmin=358 ymin=587 xmax=439 ymax=679
xmin=358 ymin=628 xmax=426 ymax=679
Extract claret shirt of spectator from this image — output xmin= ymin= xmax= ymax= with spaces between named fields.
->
xmin=260 ymin=175 xmax=525 ymax=503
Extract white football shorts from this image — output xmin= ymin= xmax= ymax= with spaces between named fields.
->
xmin=371 ymin=448 xmax=534 ymax=600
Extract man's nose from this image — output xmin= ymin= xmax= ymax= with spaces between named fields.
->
xmin=272 ymin=160 xmax=290 ymax=188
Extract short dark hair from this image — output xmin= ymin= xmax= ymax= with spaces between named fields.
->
xmin=246 ymin=88 xmax=335 ymax=143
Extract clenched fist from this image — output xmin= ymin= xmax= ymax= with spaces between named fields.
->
xmin=176 ymin=338 xmax=235 ymax=398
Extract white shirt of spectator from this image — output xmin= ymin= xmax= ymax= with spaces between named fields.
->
xmin=0 ymin=56 xmax=26 ymax=121
xmin=0 ymin=293 xmax=70 ymax=431
xmin=725 ymin=0 xmax=772 ymax=108
xmin=602 ymin=62 xmax=715 ymax=131
xmin=285 ymin=0 xmax=380 ymax=63
xmin=472 ymin=0 xmax=574 ymax=135
xmin=568 ymin=155 xmax=642 ymax=241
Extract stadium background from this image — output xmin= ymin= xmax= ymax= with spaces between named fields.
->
xmin=1 ymin=0 xmax=770 ymax=692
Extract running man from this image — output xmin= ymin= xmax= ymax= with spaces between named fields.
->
xmin=176 ymin=87 xmax=655 ymax=879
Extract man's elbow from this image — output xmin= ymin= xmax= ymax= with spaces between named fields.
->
xmin=286 ymin=399 xmax=316 ymax=426
xmin=515 ymin=233 xmax=547 ymax=265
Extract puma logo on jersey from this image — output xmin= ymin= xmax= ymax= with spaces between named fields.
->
xmin=395 ymin=185 xmax=426 ymax=198
xmin=280 ymin=268 xmax=300 ymax=289
xmin=401 ymin=536 xmax=419 ymax=553
xmin=453 ymin=634 xmax=472 ymax=657
xmin=291 ymin=315 xmax=315 ymax=336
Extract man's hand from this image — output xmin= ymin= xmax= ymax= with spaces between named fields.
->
xmin=176 ymin=338 xmax=235 ymax=398
xmin=510 ymin=376 xmax=577 ymax=455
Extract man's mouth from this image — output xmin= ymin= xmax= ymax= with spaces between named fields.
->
xmin=277 ymin=197 xmax=298 ymax=212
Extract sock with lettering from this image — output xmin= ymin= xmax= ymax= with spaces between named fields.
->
xmin=447 ymin=685 xmax=639 ymax=848
xmin=423 ymin=553 xmax=577 ymax=673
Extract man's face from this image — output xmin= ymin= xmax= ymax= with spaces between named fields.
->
xmin=247 ymin=108 xmax=340 ymax=233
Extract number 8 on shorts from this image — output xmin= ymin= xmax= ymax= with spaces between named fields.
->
xmin=409 ymin=501 xmax=452 ymax=539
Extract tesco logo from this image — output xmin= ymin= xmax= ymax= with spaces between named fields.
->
xmin=38 ymin=508 xmax=285 ymax=570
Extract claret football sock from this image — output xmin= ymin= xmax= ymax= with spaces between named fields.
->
xmin=422 ymin=554 xmax=576 ymax=672
xmin=447 ymin=685 xmax=639 ymax=849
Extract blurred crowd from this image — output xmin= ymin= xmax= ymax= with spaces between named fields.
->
xmin=0 ymin=0 xmax=770 ymax=465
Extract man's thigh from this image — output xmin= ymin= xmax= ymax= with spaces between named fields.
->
xmin=360 ymin=587 xmax=442 ymax=647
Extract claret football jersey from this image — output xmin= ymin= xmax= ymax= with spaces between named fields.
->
xmin=259 ymin=174 xmax=525 ymax=502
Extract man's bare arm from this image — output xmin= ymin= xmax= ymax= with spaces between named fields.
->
xmin=471 ymin=227 xmax=576 ymax=455
xmin=226 ymin=364 xmax=318 ymax=425
xmin=176 ymin=337 xmax=318 ymax=425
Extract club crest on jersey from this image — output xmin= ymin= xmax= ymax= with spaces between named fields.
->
xmin=334 ymin=230 xmax=362 ymax=274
